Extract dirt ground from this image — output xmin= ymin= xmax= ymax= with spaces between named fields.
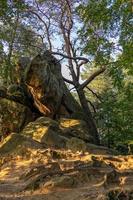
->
xmin=0 ymin=148 xmax=133 ymax=200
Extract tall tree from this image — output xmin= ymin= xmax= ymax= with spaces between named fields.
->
xmin=21 ymin=0 xmax=101 ymax=144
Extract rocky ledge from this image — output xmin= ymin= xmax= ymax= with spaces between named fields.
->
xmin=0 ymin=117 xmax=133 ymax=200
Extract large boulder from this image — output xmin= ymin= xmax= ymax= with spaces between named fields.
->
xmin=0 ymin=99 xmax=35 ymax=140
xmin=0 ymin=133 xmax=43 ymax=156
xmin=59 ymin=118 xmax=94 ymax=143
xmin=21 ymin=117 xmax=67 ymax=148
xmin=25 ymin=51 xmax=83 ymax=118
xmin=25 ymin=52 xmax=65 ymax=117
xmin=21 ymin=117 xmax=95 ymax=150
xmin=0 ymin=117 xmax=115 ymax=156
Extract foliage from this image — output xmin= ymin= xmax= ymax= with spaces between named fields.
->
xmin=78 ymin=0 xmax=133 ymax=82
xmin=81 ymin=66 xmax=133 ymax=149
xmin=98 ymin=82 xmax=133 ymax=147
xmin=0 ymin=0 xmax=44 ymax=84
xmin=77 ymin=0 xmax=133 ymax=150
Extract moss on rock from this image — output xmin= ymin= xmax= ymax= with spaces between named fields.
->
xmin=0 ymin=133 xmax=43 ymax=155
xmin=59 ymin=118 xmax=94 ymax=143
xmin=21 ymin=117 xmax=67 ymax=148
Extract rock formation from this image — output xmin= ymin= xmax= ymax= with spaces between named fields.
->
xmin=0 ymin=117 xmax=132 ymax=199
xmin=24 ymin=51 xmax=83 ymax=118
xmin=0 ymin=51 xmax=92 ymax=141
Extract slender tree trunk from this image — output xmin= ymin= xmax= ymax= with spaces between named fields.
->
xmin=6 ymin=12 xmax=19 ymax=84
xmin=77 ymin=88 xmax=100 ymax=144
xmin=59 ymin=4 xmax=100 ymax=144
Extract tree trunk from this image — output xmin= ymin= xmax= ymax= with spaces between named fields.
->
xmin=77 ymin=88 xmax=100 ymax=144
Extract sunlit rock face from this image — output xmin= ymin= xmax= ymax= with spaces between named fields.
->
xmin=21 ymin=117 xmax=67 ymax=148
xmin=21 ymin=117 xmax=98 ymax=151
xmin=25 ymin=51 xmax=64 ymax=118
xmin=0 ymin=116 xmax=112 ymax=156
xmin=24 ymin=51 xmax=82 ymax=119
xmin=59 ymin=118 xmax=94 ymax=142
xmin=0 ymin=133 xmax=43 ymax=155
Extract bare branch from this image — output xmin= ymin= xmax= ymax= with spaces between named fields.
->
xmin=55 ymin=57 xmax=64 ymax=64
xmin=86 ymin=86 xmax=102 ymax=102
xmin=63 ymin=77 xmax=74 ymax=85
xmin=87 ymin=100 xmax=96 ymax=113
xmin=27 ymin=9 xmax=52 ymax=51
xmin=59 ymin=7 xmax=77 ymax=82
xmin=86 ymin=87 xmax=102 ymax=102
xmin=69 ymin=40 xmax=81 ymax=81
xmin=80 ymin=67 xmax=106 ymax=89
xmin=51 ymin=51 xmax=90 ymax=62
xmin=69 ymin=86 xmax=76 ymax=91
xmin=78 ymin=60 xmax=90 ymax=68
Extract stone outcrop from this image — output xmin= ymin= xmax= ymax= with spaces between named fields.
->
xmin=0 ymin=99 xmax=35 ymax=140
xmin=25 ymin=51 xmax=83 ymax=118
xmin=0 ymin=51 xmax=89 ymax=143
xmin=59 ymin=118 xmax=94 ymax=142
xmin=0 ymin=133 xmax=43 ymax=155
xmin=21 ymin=117 xmax=67 ymax=148
xmin=21 ymin=117 xmax=95 ymax=149
xmin=0 ymin=117 xmax=114 ymax=156
xmin=0 ymin=51 xmax=100 ymax=144
xmin=0 ymin=116 xmax=132 ymax=200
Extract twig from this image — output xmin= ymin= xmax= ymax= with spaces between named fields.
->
xmin=86 ymin=86 xmax=102 ymax=102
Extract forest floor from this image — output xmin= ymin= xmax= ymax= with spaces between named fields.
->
xmin=0 ymin=147 xmax=133 ymax=200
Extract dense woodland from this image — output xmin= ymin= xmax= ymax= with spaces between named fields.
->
xmin=0 ymin=1 xmax=133 ymax=199
xmin=0 ymin=0 xmax=132 ymax=151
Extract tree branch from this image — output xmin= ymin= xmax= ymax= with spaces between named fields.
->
xmin=63 ymin=77 xmax=74 ymax=85
xmin=27 ymin=9 xmax=52 ymax=51
xmin=86 ymin=86 xmax=102 ymax=102
xmin=51 ymin=51 xmax=90 ymax=62
xmin=87 ymin=100 xmax=96 ymax=113
xmin=78 ymin=60 xmax=89 ymax=68
xmin=80 ymin=67 xmax=106 ymax=89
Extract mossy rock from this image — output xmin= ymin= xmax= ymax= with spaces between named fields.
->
xmin=22 ymin=117 xmax=60 ymax=141
xmin=59 ymin=118 xmax=94 ymax=143
xmin=21 ymin=117 xmax=110 ymax=151
xmin=21 ymin=117 xmax=67 ymax=148
xmin=0 ymin=133 xmax=43 ymax=155
xmin=0 ymin=99 xmax=34 ymax=135
xmin=66 ymin=137 xmax=87 ymax=152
